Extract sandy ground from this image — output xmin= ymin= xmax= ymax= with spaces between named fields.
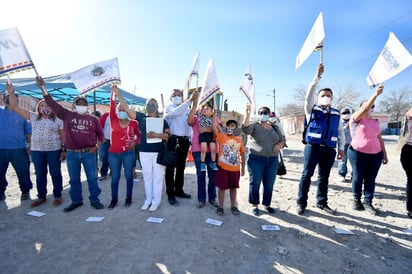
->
xmin=0 ymin=134 xmax=411 ymax=274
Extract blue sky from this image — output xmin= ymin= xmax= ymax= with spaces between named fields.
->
xmin=2 ymin=0 xmax=412 ymax=114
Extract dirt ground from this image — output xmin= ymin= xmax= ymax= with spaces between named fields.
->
xmin=1 ymin=134 xmax=411 ymax=274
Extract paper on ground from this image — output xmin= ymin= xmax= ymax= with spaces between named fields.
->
xmin=333 ymin=228 xmax=354 ymax=235
xmin=205 ymin=218 xmax=223 ymax=226
xmin=86 ymin=217 xmax=104 ymax=222
xmin=403 ymin=229 xmax=412 ymax=234
xmin=146 ymin=217 xmax=164 ymax=223
xmin=27 ymin=210 xmax=46 ymax=217
xmin=261 ymin=224 xmax=280 ymax=231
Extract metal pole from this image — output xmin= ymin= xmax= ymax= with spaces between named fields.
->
xmin=273 ymin=88 xmax=276 ymax=114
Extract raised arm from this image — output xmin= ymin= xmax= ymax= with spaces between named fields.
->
xmin=6 ymin=81 xmax=30 ymax=120
xmin=304 ymin=63 xmax=323 ymax=119
xmin=187 ymin=91 xmax=199 ymax=126
xmin=242 ymin=103 xmax=252 ymax=127
xmin=112 ymin=85 xmax=136 ymax=119
xmin=352 ymin=85 xmax=384 ymax=122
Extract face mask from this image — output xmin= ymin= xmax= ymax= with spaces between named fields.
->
xmin=369 ymin=109 xmax=374 ymax=115
xmin=269 ymin=117 xmax=277 ymax=123
xmin=225 ymin=127 xmax=234 ymax=135
xmin=259 ymin=114 xmax=269 ymax=122
xmin=117 ymin=111 xmax=128 ymax=120
xmin=172 ymin=96 xmax=182 ymax=105
xmin=146 ymin=104 xmax=157 ymax=113
xmin=319 ymin=96 xmax=331 ymax=106
xmin=75 ymin=105 xmax=88 ymax=114
xmin=40 ymin=107 xmax=52 ymax=115
xmin=342 ymin=114 xmax=350 ymax=120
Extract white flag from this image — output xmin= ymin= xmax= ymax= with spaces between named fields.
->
xmin=0 ymin=27 xmax=35 ymax=77
xmin=183 ymin=51 xmax=200 ymax=100
xmin=198 ymin=57 xmax=220 ymax=107
xmin=295 ymin=12 xmax=325 ymax=70
xmin=366 ymin=32 xmax=412 ymax=88
xmin=239 ymin=64 xmax=256 ymax=114
xmin=69 ymin=58 xmax=121 ymax=95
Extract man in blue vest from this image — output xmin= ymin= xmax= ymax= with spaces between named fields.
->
xmin=297 ymin=63 xmax=344 ymax=215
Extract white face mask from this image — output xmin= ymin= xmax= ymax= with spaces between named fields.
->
xmin=75 ymin=105 xmax=88 ymax=114
xmin=319 ymin=96 xmax=331 ymax=106
xmin=172 ymin=96 xmax=182 ymax=105
xmin=342 ymin=114 xmax=351 ymax=120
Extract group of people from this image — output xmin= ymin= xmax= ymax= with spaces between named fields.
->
xmin=1 ymin=63 xmax=411 ymax=219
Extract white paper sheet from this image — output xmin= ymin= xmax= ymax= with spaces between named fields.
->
xmin=146 ymin=217 xmax=164 ymax=223
xmin=86 ymin=217 xmax=104 ymax=222
xmin=205 ymin=218 xmax=223 ymax=226
xmin=333 ymin=228 xmax=354 ymax=235
xmin=27 ymin=210 xmax=46 ymax=217
xmin=146 ymin=117 xmax=163 ymax=143
xmin=261 ymin=225 xmax=280 ymax=231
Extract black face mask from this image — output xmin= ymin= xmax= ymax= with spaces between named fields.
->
xmin=146 ymin=104 xmax=158 ymax=113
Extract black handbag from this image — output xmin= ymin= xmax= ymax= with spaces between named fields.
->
xmin=156 ymin=139 xmax=178 ymax=167
xmin=277 ymin=152 xmax=287 ymax=176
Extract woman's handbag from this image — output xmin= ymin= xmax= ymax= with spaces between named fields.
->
xmin=156 ymin=139 xmax=178 ymax=167
xmin=277 ymin=151 xmax=287 ymax=176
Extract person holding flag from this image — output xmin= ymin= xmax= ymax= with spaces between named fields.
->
xmin=38 ymin=77 xmax=105 ymax=212
xmin=296 ymin=63 xmax=344 ymax=215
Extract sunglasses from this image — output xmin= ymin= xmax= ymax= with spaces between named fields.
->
xmin=258 ymin=110 xmax=269 ymax=115
xmin=341 ymin=111 xmax=350 ymax=115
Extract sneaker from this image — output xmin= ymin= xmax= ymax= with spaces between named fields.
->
xmin=53 ymin=198 xmax=62 ymax=207
xmin=196 ymin=202 xmax=205 ymax=208
xmin=20 ymin=192 xmax=30 ymax=201
xmin=200 ymin=163 xmax=206 ymax=172
xmin=176 ymin=192 xmax=191 ymax=199
xmin=108 ymin=199 xmax=118 ymax=210
xmin=124 ymin=197 xmax=132 ymax=207
xmin=0 ymin=192 xmax=5 ymax=201
xmin=30 ymin=198 xmax=46 ymax=207
xmin=353 ymin=199 xmax=365 ymax=211
xmin=209 ymin=162 xmax=219 ymax=171
xmin=265 ymin=206 xmax=276 ymax=214
xmin=364 ymin=203 xmax=377 ymax=215
xmin=63 ymin=202 xmax=83 ymax=212
xmin=317 ymin=204 xmax=336 ymax=215
xmin=252 ymin=207 xmax=260 ymax=216
xmin=91 ymin=201 xmax=104 ymax=210
xmin=338 ymin=176 xmax=346 ymax=182
xmin=296 ymin=205 xmax=305 ymax=215
xmin=148 ymin=204 xmax=159 ymax=212
xmin=168 ymin=197 xmax=179 ymax=206
xmin=141 ymin=202 xmax=151 ymax=211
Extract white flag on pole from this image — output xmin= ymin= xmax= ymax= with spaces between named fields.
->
xmin=366 ymin=32 xmax=412 ymax=88
xmin=295 ymin=12 xmax=325 ymax=70
xmin=239 ymin=64 xmax=256 ymax=114
xmin=0 ymin=27 xmax=35 ymax=77
xmin=69 ymin=58 xmax=121 ymax=95
xmin=183 ymin=51 xmax=200 ymax=100
xmin=198 ymin=57 xmax=220 ymax=107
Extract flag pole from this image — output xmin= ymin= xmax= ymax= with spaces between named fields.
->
xmin=320 ymin=49 xmax=324 ymax=64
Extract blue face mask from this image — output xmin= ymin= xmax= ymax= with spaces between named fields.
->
xmin=117 ymin=111 xmax=128 ymax=120
xmin=172 ymin=96 xmax=182 ymax=105
xmin=259 ymin=114 xmax=269 ymax=122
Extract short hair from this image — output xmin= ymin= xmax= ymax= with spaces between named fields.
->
xmin=258 ymin=106 xmax=270 ymax=113
xmin=171 ymin=89 xmax=183 ymax=97
xmin=318 ymin=88 xmax=333 ymax=95
xmin=73 ymin=96 xmax=88 ymax=105
xmin=226 ymin=119 xmax=238 ymax=127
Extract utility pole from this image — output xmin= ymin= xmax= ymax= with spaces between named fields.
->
xmin=266 ymin=88 xmax=276 ymax=114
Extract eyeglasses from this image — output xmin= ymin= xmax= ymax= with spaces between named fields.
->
xmin=258 ymin=110 xmax=269 ymax=115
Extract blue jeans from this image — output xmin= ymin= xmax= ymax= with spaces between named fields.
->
xmin=98 ymin=140 xmax=110 ymax=177
xmin=31 ymin=150 xmax=63 ymax=199
xmin=193 ymin=151 xmax=217 ymax=203
xmin=66 ymin=151 xmax=101 ymax=203
xmin=109 ymin=150 xmax=135 ymax=200
xmin=247 ymin=153 xmax=278 ymax=206
xmin=348 ymin=146 xmax=383 ymax=204
xmin=0 ymin=148 xmax=32 ymax=194
xmin=297 ymin=144 xmax=336 ymax=208
xmin=338 ymin=144 xmax=351 ymax=177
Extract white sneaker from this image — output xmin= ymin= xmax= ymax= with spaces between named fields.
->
xmin=148 ymin=204 xmax=159 ymax=212
xmin=141 ymin=202 xmax=151 ymax=211
xmin=338 ymin=176 xmax=345 ymax=182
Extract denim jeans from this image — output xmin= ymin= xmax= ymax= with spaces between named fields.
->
xmin=297 ymin=144 xmax=336 ymax=208
xmin=247 ymin=153 xmax=278 ymax=206
xmin=338 ymin=144 xmax=351 ymax=178
xmin=0 ymin=148 xmax=32 ymax=194
xmin=192 ymin=151 xmax=217 ymax=203
xmin=65 ymin=151 xmax=101 ymax=203
xmin=98 ymin=141 xmax=110 ymax=177
xmin=348 ymin=146 xmax=383 ymax=204
xmin=31 ymin=150 xmax=63 ymax=199
xmin=109 ymin=150 xmax=135 ymax=200
xmin=401 ymin=144 xmax=412 ymax=211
